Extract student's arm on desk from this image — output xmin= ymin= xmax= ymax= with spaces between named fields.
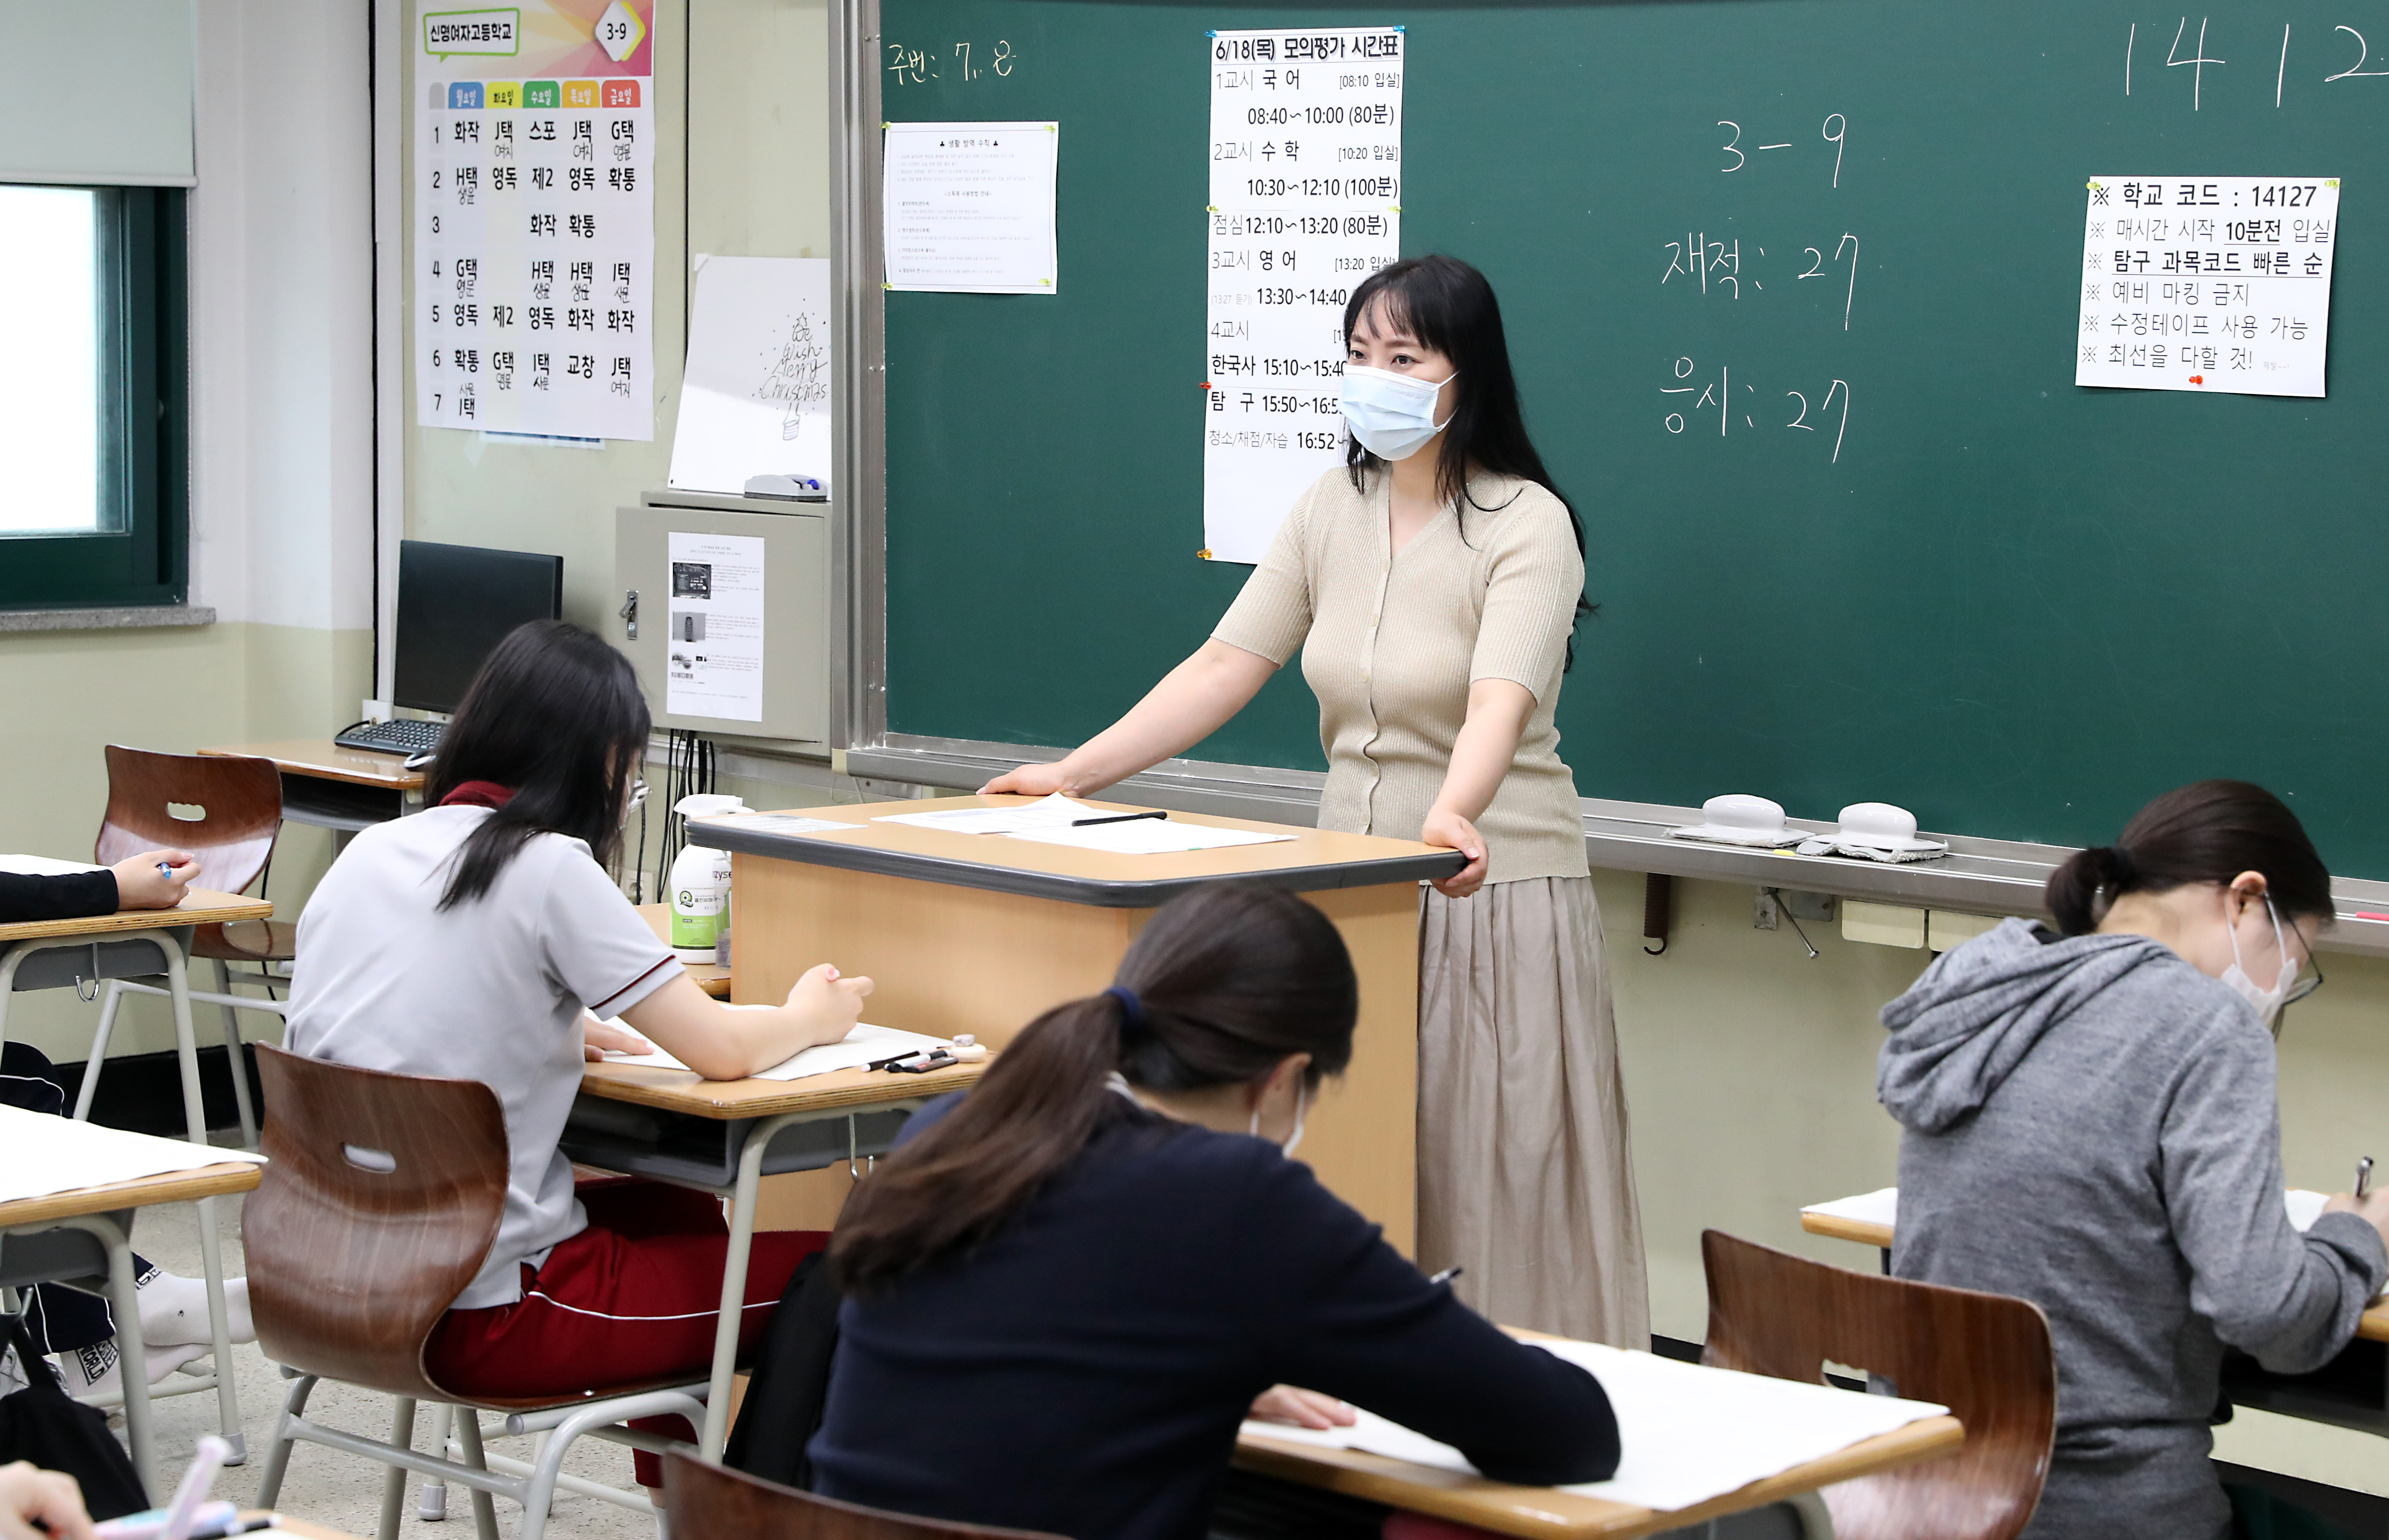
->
xmin=619 ymin=969 xmax=873 ymax=1081
xmin=980 ymin=640 xmax=1277 ymax=796
xmin=1252 ymin=1156 xmax=1619 ymax=1486
xmin=0 ymin=851 xmax=194 ymax=923
xmin=2166 ymin=1024 xmax=2389 ymax=1372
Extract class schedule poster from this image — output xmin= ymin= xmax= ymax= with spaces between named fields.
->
xmin=415 ymin=2 xmax=658 ymax=439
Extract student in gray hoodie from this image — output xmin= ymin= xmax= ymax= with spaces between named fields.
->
xmin=1878 ymin=780 xmax=2389 ymax=1540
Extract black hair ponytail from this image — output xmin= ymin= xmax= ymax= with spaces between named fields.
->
xmin=831 ymin=884 xmax=1359 ymax=1295
xmin=2043 ymin=780 xmax=2331 ymax=936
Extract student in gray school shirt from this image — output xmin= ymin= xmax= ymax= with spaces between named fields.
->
xmin=1878 ymin=781 xmax=2389 ymax=1540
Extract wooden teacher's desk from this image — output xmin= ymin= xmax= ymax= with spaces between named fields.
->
xmin=198 ymin=740 xmax=427 ymax=834
xmin=692 ymin=795 xmax=1462 ymax=1254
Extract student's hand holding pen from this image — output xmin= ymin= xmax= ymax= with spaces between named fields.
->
xmin=0 ymin=1463 xmax=96 ymax=1540
xmin=1247 ymin=1385 xmax=1357 ymax=1431
xmin=2324 ymin=1156 xmax=2389 ymax=1247
xmin=112 ymin=849 xmax=198 ymax=909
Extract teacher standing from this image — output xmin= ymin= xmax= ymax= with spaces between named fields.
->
xmin=986 ymin=254 xmax=1647 ymax=1344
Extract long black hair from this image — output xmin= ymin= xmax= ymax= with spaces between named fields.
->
xmin=2044 ymin=779 xmax=2332 ymax=936
xmin=831 ymin=884 xmax=1359 ymax=1295
xmin=1343 ymin=254 xmax=1593 ymax=664
xmin=427 ymin=619 xmax=652 ymax=909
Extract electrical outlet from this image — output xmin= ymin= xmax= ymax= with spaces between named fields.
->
xmin=1754 ymin=888 xmax=1780 ymax=930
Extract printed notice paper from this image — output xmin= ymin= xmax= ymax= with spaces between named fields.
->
xmin=670 ymin=255 xmax=834 ymax=494
xmin=882 ymin=123 xmax=1059 ymax=294
xmin=1201 ymin=28 xmax=1405 ymax=565
xmin=2076 ymin=177 xmax=2339 ymax=398
xmin=415 ymin=0 xmax=659 ymax=439
xmin=664 ymin=532 xmax=765 ymax=722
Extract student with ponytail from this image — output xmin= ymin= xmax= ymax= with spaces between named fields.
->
xmin=807 ymin=883 xmax=1619 ymax=1540
xmin=1878 ymin=780 xmax=2389 ymax=1540
xmin=288 ymin=620 xmax=873 ymax=1493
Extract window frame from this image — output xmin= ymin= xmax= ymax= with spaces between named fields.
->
xmin=0 ymin=185 xmax=188 ymax=611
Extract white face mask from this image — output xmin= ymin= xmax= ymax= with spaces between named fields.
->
xmin=1249 ymin=1077 xmax=1309 ymax=1156
xmin=2220 ymin=893 xmax=2299 ymax=1026
xmin=1340 ymin=364 xmax=1455 ymax=462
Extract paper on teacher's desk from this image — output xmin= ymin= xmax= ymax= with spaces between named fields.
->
xmin=696 ymin=813 xmax=857 ymax=837
xmin=600 ymin=1022 xmax=956 ymax=1081
xmin=1241 ymin=1341 xmax=1947 ymax=1514
xmin=873 ymin=793 xmax=1105 ymax=836
xmin=0 ymin=853 xmax=107 ymax=876
xmin=1005 ymin=821 xmax=1296 ymax=855
xmin=0 ymin=1105 xmax=264 ymax=1207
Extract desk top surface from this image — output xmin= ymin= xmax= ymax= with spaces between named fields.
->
xmin=636 ymin=903 xmax=730 ymax=997
xmin=0 ymin=888 xmax=272 ymax=946
xmin=695 ymin=795 xmax=1464 ymax=908
xmin=201 ymin=738 xmax=428 ymax=790
xmin=581 ymin=1054 xmax=985 ymax=1119
xmin=1798 ymin=1208 xmax=2389 ymax=1345
xmin=0 ymin=1159 xmax=262 ymax=1229
xmin=1237 ymin=1409 xmax=1961 ymax=1539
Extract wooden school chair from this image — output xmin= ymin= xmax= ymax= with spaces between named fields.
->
xmin=1700 ymin=1230 xmax=2057 ymax=1540
xmin=661 ymin=1449 xmax=1069 ymax=1540
xmin=247 ymin=1046 xmax=711 ymax=1540
xmin=80 ymin=745 xmax=291 ymax=1149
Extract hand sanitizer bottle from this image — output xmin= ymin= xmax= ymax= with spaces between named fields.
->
xmin=669 ymin=794 xmax=746 ymax=959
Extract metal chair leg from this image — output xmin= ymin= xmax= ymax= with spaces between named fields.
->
xmin=255 ymin=1375 xmax=317 ymax=1510
xmin=419 ymin=1402 xmax=450 ymax=1520
xmin=73 ymin=981 xmax=125 ymax=1121
xmin=212 ymin=959 xmax=258 ymax=1151
xmin=377 ymin=1397 xmax=418 ymax=1540
xmin=453 ymin=1408 xmax=500 ymax=1540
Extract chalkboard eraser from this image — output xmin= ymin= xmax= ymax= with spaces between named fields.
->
xmin=746 ymin=474 xmax=829 ymax=501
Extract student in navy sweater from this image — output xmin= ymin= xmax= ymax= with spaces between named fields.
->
xmin=809 ymin=884 xmax=1619 ymax=1540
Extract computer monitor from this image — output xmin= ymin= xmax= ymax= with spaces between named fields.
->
xmin=393 ymin=540 xmax=565 ymax=714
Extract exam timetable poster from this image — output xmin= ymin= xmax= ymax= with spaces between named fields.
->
xmin=2076 ymin=176 xmax=2339 ymax=399
xmin=415 ymin=1 xmax=658 ymax=440
xmin=1202 ymin=27 xmax=1404 ymax=566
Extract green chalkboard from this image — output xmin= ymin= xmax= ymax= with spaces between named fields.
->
xmin=882 ymin=0 xmax=2389 ymax=872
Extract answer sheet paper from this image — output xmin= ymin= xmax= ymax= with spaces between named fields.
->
xmin=0 ymin=1106 xmax=264 ymax=1207
xmin=600 ymin=1022 xmax=954 ymax=1081
xmin=695 ymin=813 xmax=856 ymax=837
xmin=1240 ymin=1340 xmax=1947 ymax=1514
xmin=1005 ymin=821 xmax=1296 ymax=854
xmin=881 ymin=123 xmax=1059 ymax=294
xmin=2076 ymin=177 xmax=2339 ymax=397
xmin=872 ymin=793 xmax=1105 ymax=835
xmin=0 ymin=854 xmax=105 ymax=876
xmin=1201 ymin=27 xmax=1404 ymax=565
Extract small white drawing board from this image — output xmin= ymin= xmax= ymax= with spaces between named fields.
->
xmin=669 ymin=255 xmax=835 ymax=494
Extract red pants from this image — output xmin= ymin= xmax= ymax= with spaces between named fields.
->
xmin=426 ymin=1179 xmax=828 ymax=1485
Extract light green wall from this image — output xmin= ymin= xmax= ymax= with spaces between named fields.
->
xmin=0 ymin=622 xmax=371 ymax=1064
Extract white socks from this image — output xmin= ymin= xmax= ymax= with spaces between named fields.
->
xmin=54 ymin=1337 xmax=208 ymax=1398
xmin=140 ymin=1273 xmax=252 ymax=1348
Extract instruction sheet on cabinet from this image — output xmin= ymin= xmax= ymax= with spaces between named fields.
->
xmin=2076 ymin=176 xmax=2339 ymax=398
xmin=415 ymin=0 xmax=658 ymax=439
xmin=1201 ymin=27 xmax=1404 ymax=565
xmin=665 ymin=532 xmax=765 ymax=722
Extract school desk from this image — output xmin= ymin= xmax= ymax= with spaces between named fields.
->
xmin=564 ymin=1051 xmax=986 ymax=1458
xmin=691 ymin=794 xmax=1462 ymax=1255
xmin=0 ymin=1141 xmax=262 ymax=1491
xmin=1800 ymin=1195 xmax=2389 ymax=1434
xmin=1234 ymin=1346 xmax=1963 ymax=1539
xmin=0 ymin=886 xmax=271 ymax=1459
xmin=198 ymin=740 xmax=428 ymax=835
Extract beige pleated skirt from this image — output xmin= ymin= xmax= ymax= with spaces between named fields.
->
xmin=1417 ymin=874 xmax=1650 ymax=1346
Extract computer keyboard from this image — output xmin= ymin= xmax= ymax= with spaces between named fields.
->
xmin=334 ymin=718 xmax=447 ymax=755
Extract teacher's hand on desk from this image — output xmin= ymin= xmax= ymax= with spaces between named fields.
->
xmin=980 ymin=762 xmax=1074 ymax=797
xmin=1421 ymin=809 xmax=1489 ymax=900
